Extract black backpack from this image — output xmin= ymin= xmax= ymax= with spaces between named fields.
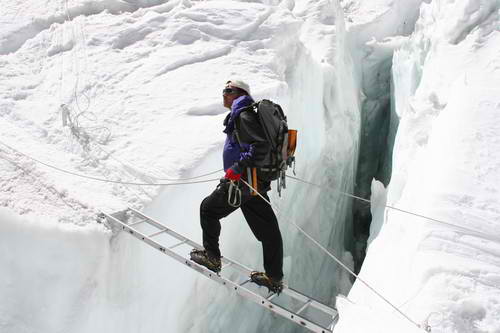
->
xmin=235 ymin=99 xmax=297 ymax=195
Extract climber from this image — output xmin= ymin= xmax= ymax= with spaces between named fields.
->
xmin=190 ymin=79 xmax=284 ymax=294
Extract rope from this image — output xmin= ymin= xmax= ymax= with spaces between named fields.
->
xmin=155 ymin=168 xmax=224 ymax=181
xmin=88 ymin=142 xmax=223 ymax=181
xmin=0 ymin=131 xmax=441 ymax=331
xmin=60 ymin=3 xmax=151 ymax=201
xmin=0 ymin=150 xmax=87 ymax=212
xmin=57 ymin=0 xmax=222 ymax=184
xmin=0 ymin=140 xmax=219 ymax=187
xmin=61 ymin=1 xmax=111 ymax=148
xmin=240 ymin=179 xmax=430 ymax=332
xmin=286 ymin=175 xmax=500 ymax=244
xmin=55 ymin=9 xmax=217 ymax=183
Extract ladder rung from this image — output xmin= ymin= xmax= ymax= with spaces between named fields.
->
xmin=148 ymin=229 xmax=168 ymax=238
xmin=221 ymin=262 xmax=233 ymax=270
xmin=239 ymin=279 xmax=251 ymax=286
xmin=128 ymin=219 xmax=146 ymax=227
xmin=329 ymin=313 xmax=339 ymax=329
xmin=168 ymin=240 xmax=188 ymax=250
xmin=296 ymin=300 xmax=311 ymax=315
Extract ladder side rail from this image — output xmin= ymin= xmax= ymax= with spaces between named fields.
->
xmin=219 ymin=256 xmax=254 ymax=275
xmin=329 ymin=313 xmax=340 ymax=330
xmin=216 ymin=261 xmax=337 ymax=319
xmin=285 ymin=287 xmax=338 ymax=317
xmin=217 ymin=262 xmax=338 ymax=325
xmin=127 ymin=208 xmax=255 ymax=274
xmin=168 ymin=240 xmax=188 ymax=250
xmin=110 ymin=209 xmax=128 ymax=221
xmin=106 ymin=213 xmax=208 ymax=273
xmin=106 ymin=213 xmax=333 ymax=333
xmin=187 ymin=262 xmax=333 ymax=333
xmin=148 ymin=229 xmax=169 ymax=238
xmin=124 ymin=209 xmax=338 ymax=319
xmin=129 ymin=219 xmax=147 ymax=227
xmin=127 ymin=208 xmax=203 ymax=250
xmin=297 ymin=300 xmax=312 ymax=315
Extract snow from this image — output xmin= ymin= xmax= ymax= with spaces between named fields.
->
xmin=0 ymin=207 xmax=110 ymax=332
xmin=1 ymin=0 xmax=500 ymax=332
xmin=334 ymin=1 xmax=500 ymax=333
xmin=0 ymin=0 xmax=298 ymax=224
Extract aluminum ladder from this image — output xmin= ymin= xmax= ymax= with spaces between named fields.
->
xmin=103 ymin=207 xmax=339 ymax=333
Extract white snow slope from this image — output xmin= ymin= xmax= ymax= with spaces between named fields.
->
xmin=1 ymin=0 xmax=499 ymax=332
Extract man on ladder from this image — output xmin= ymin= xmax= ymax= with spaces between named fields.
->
xmin=190 ymin=80 xmax=284 ymax=293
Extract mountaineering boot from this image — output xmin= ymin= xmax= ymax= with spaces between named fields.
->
xmin=250 ymin=271 xmax=283 ymax=294
xmin=190 ymin=249 xmax=221 ymax=273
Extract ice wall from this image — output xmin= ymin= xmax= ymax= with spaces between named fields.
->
xmin=334 ymin=0 xmax=500 ymax=332
xmin=342 ymin=0 xmax=424 ymax=271
xmin=0 ymin=209 xmax=110 ymax=333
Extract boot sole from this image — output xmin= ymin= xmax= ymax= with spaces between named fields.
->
xmin=190 ymin=257 xmax=221 ymax=273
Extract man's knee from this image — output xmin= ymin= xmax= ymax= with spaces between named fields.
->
xmin=200 ymin=196 xmax=217 ymax=227
xmin=256 ymin=225 xmax=283 ymax=244
xmin=200 ymin=191 xmax=233 ymax=223
xmin=200 ymin=196 xmax=209 ymax=214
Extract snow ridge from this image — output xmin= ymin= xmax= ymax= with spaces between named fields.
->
xmin=0 ymin=0 xmax=175 ymax=55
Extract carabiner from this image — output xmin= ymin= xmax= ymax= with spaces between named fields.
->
xmin=228 ymin=180 xmax=242 ymax=208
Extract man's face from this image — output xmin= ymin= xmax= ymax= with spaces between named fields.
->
xmin=223 ymin=85 xmax=243 ymax=109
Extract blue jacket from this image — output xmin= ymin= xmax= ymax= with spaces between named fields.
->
xmin=223 ymin=95 xmax=255 ymax=172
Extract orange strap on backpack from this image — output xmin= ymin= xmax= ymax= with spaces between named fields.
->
xmin=287 ymin=129 xmax=297 ymax=156
xmin=251 ymin=168 xmax=258 ymax=196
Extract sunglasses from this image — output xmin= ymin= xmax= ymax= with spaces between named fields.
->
xmin=222 ymin=87 xmax=241 ymax=95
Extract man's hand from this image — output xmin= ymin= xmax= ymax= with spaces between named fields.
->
xmin=225 ymin=165 xmax=242 ymax=181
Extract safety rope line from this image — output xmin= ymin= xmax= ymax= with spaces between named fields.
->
xmin=89 ymin=142 xmax=223 ymax=181
xmin=55 ymin=9 xmax=216 ymax=183
xmin=0 ymin=150 xmax=87 ymax=212
xmin=240 ymin=179 xmax=430 ymax=332
xmin=154 ymin=168 xmax=224 ymax=181
xmin=62 ymin=0 xmax=112 ymax=148
xmin=2 ymin=128 xmax=493 ymax=244
xmin=58 ymin=9 xmax=148 ymax=201
xmin=0 ymin=130 xmax=481 ymax=331
xmin=63 ymin=2 xmax=152 ymax=202
xmin=0 ymin=141 xmax=219 ymax=187
xmin=286 ymin=175 xmax=500 ymax=244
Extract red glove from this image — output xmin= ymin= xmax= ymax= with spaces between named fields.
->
xmin=225 ymin=168 xmax=242 ymax=181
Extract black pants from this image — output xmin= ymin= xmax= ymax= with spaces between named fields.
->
xmin=200 ymin=180 xmax=284 ymax=279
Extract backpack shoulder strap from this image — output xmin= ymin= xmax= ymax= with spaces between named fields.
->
xmin=235 ymin=103 xmax=267 ymax=145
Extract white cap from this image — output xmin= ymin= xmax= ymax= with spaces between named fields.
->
xmin=226 ymin=79 xmax=251 ymax=95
